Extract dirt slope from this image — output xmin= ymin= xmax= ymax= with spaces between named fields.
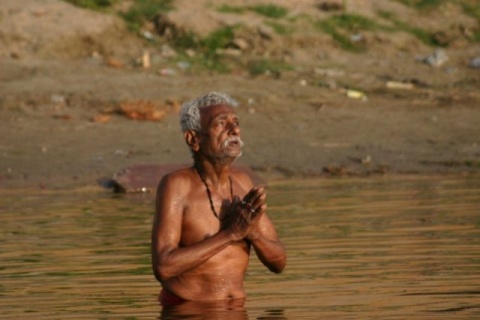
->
xmin=1 ymin=0 xmax=479 ymax=189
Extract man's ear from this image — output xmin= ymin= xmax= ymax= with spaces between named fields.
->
xmin=184 ymin=130 xmax=200 ymax=153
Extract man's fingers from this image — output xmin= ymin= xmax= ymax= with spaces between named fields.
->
xmin=242 ymin=187 xmax=265 ymax=206
xmin=238 ymin=186 xmax=266 ymax=222
xmin=250 ymin=192 xmax=266 ymax=213
xmin=242 ymin=188 xmax=257 ymax=204
xmin=253 ymin=204 xmax=266 ymax=217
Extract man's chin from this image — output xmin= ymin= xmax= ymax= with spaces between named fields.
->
xmin=233 ymin=151 xmax=243 ymax=160
xmin=217 ymin=150 xmax=242 ymax=163
xmin=227 ymin=150 xmax=243 ymax=160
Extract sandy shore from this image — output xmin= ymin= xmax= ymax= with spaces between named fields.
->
xmin=1 ymin=0 xmax=479 ymax=190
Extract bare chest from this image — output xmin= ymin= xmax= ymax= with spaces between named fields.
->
xmin=180 ymin=192 xmax=231 ymax=246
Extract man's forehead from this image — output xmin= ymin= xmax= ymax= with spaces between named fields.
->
xmin=200 ymin=104 xmax=237 ymax=121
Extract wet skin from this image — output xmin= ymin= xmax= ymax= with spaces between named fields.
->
xmin=151 ymin=104 xmax=286 ymax=301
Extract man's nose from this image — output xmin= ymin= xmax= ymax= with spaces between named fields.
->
xmin=227 ymin=121 xmax=240 ymax=135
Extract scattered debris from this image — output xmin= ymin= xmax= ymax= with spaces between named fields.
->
xmin=161 ymin=44 xmax=177 ymax=58
xmin=233 ymin=38 xmax=249 ymax=51
xmin=91 ymin=51 xmax=102 ymax=59
xmin=318 ymin=79 xmax=338 ymax=89
xmin=386 ymin=81 xmax=415 ymax=90
xmin=166 ymin=98 xmax=181 ymax=113
xmin=469 ymin=57 xmax=480 ymax=69
xmin=114 ymin=149 xmax=128 ymax=156
xmin=154 ymin=13 xmax=185 ymax=40
xmin=362 ymin=155 xmax=372 ymax=165
xmin=257 ymin=25 xmax=275 ymax=40
xmin=51 ymin=94 xmax=67 ymax=107
xmin=445 ymin=67 xmax=458 ymax=74
xmin=346 ymin=89 xmax=368 ymax=101
xmin=418 ymin=49 xmax=449 ymax=67
xmin=95 ymin=98 xmax=182 ymax=122
xmin=309 ymin=102 xmax=326 ymax=112
xmin=316 ymin=1 xmax=344 ymax=12
xmin=142 ymin=30 xmax=154 ymax=41
xmin=314 ymin=68 xmax=345 ymax=77
xmin=52 ymin=114 xmax=71 ymax=120
xmin=158 ymin=68 xmax=176 ymax=76
xmin=142 ymin=50 xmax=150 ymax=69
xmin=216 ymin=48 xmax=242 ymax=56
xmin=323 ymin=165 xmax=349 ymax=176
xmin=350 ymin=34 xmax=364 ymax=43
xmin=92 ymin=114 xmax=111 ymax=123
xmin=177 ymin=61 xmax=190 ymax=71
xmin=105 ymin=57 xmax=124 ymax=68
xmin=118 ymin=100 xmax=168 ymax=121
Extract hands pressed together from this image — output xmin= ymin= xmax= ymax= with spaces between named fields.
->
xmin=225 ymin=186 xmax=267 ymax=241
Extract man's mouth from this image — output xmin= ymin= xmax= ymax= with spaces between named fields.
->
xmin=224 ymin=137 xmax=244 ymax=148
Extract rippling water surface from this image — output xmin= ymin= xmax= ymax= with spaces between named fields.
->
xmin=1 ymin=175 xmax=479 ymax=319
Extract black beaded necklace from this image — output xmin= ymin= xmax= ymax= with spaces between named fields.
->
xmin=194 ymin=166 xmax=233 ymax=221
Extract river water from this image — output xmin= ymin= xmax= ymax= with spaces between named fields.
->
xmin=1 ymin=175 xmax=479 ymax=319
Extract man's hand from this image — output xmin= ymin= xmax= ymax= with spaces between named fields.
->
xmin=224 ymin=186 xmax=267 ymax=241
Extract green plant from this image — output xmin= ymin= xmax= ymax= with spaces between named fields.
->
xmin=266 ymin=21 xmax=295 ymax=35
xmin=459 ymin=1 xmax=480 ymax=34
xmin=172 ymin=27 xmax=237 ymax=73
xmin=377 ymin=10 xmax=443 ymax=46
xmin=473 ymin=30 xmax=480 ymax=42
xmin=376 ymin=10 xmax=394 ymax=20
xmin=398 ymin=21 xmax=443 ymax=46
xmin=217 ymin=5 xmax=247 ymax=14
xmin=249 ymin=4 xmax=288 ymax=18
xmin=330 ymin=14 xmax=384 ymax=31
xmin=465 ymin=160 xmax=480 ymax=168
xmin=392 ymin=0 xmax=444 ymax=9
xmin=381 ymin=1 xmax=480 ymax=44
xmin=173 ymin=32 xmax=199 ymax=50
xmin=63 ymin=0 xmax=118 ymax=10
xmin=200 ymin=27 xmax=236 ymax=57
xmin=248 ymin=59 xmax=293 ymax=77
xmin=217 ymin=4 xmax=288 ymax=19
xmin=317 ymin=20 xmax=361 ymax=51
xmin=121 ymin=0 xmax=173 ymax=32
xmin=176 ymin=52 xmax=231 ymax=73
xmin=316 ymin=14 xmax=384 ymax=52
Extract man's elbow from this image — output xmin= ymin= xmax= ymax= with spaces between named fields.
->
xmin=153 ymin=264 xmax=176 ymax=282
xmin=268 ymin=255 xmax=287 ymax=274
xmin=152 ymin=257 xmax=176 ymax=282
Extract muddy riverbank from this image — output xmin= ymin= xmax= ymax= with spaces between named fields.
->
xmin=1 ymin=0 xmax=479 ymax=190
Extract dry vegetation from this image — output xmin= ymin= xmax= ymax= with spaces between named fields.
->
xmin=0 ymin=0 xmax=479 ymax=189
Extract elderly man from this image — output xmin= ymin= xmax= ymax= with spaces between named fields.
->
xmin=151 ymin=91 xmax=286 ymax=304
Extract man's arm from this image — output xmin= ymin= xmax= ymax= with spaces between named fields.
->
xmin=247 ymin=209 xmax=287 ymax=273
xmin=233 ymin=172 xmax=287 ymax=273
xmin=151 ymin=173 xmax=235 ymax=282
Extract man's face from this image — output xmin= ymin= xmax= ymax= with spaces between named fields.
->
xmin=197 ymin=104 xmax=243 ymax=161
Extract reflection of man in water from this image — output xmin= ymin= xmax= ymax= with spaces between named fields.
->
xmin=151 ymin=92 xmax=286 ymax=304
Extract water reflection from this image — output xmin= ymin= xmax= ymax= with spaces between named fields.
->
xmin=160 ymin=298 xmax=248 ymax=319
xmin=159 ymin=298 xmax=286 ymax=320
xmin=0 ymin=175 xmax=479 ymax=319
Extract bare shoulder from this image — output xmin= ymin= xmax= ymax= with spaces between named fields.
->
xmin=156 ymin=167 xmax=195 ymax=198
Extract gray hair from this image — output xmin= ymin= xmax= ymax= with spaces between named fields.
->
xmin=179 ymin=91 xmax=238 ymax=132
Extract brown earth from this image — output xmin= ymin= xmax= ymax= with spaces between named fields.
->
xmin=1 ymin=0 xmax=479 ymax=190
